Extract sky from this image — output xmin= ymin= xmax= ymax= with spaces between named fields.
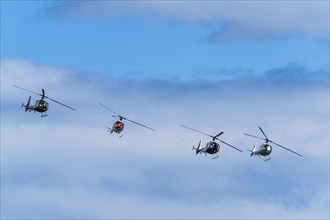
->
xmin=1 ymin=1 xmax=329 ymax=219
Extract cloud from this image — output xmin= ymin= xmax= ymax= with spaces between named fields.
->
xmin=1 ymin=59 xmax=329 ymax=219
xmin=45 ymin=1 xmax=329 ymax=41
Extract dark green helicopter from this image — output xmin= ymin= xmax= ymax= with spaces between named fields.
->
xmin=13 ymin=85 xmax=76 ymax=117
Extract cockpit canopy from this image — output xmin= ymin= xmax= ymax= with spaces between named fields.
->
xmin=36 ymin=99 xmax=49 ymax=111
xmin=261 ymin=143 xmax=272 ymax=153
xmin=206 ymin=141 xmax=220 ymax=150
xmin=113 ymin=120 xmax=124 ymax=131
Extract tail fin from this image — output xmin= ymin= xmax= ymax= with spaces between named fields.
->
xmin=248 ymin=143 xmax=257 ymax=157
xmin=192 ymin=140 xmax=202 ymax=155
xmin=22 ymin=96 xmax=31 ymax=112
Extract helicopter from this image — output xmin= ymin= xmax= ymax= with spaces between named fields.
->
xmin=244 ymin=126 xmax=303 ymax=161
xmin=99 ymin=102 xmax=155 ymax=137
xmin=180 ymin=124 xmax=243 ymax=159
xmin=13 ymin=85 xmax=76 ymax=117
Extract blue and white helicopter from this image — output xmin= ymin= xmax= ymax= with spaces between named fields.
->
xmin=244 ymin=126 xmax=303 ymax=161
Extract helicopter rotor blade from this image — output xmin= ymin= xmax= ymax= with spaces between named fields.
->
xmin=99 ymin=103 xmax=120 ymax=117
xmin=124 ymin=118 xmax=155 ymax=131
xmin=13 ymin=85 xmax=41 ymax=96
xmin=257 ymin=127 xmax=302 ymax=156
xmin=268 ymin=140 xmax=303 ymax=157
xmin=258 ymin=126 xmax=269 ymax=141
xmin=214 ymin=132 xmax=224 ymax=139
xmin=180 ymin=124 xmax=214 ymax=139
xmin=212 ymin=132 xmax=224 ymax=141
xmin=180 ymin=125 xmax=228 ymax=144
xmin=218 ymin=139 xmax=243 ymax=152
xmin=45 ymin=96 xmax=77 ymax=111
xmin=244 ymin=133 xmax=266 ymax=141
xmin=41 ymin=89 xmax=45 ymax=99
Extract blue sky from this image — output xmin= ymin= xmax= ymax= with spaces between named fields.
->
xmin=1 ymin=1 xmax=328 ymax=80
xmin=1 ymin=1 xmax=329 ymax=219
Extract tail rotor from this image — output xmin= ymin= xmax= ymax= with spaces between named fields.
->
xmin=22 ymin=96 xmax=31 ymax=112
xmin=248 ymin=142 xmax=257 ymax=157
xmin=192 ymin=140 xmax=202 ymax=155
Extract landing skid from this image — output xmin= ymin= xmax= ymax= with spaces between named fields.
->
xmin=212 ymin=155 xmax=219 ymax=159
xmin=105 ymin=127 xmax=124 ymax=138
xmin=264 ymin=157 xmax=271 ymax=161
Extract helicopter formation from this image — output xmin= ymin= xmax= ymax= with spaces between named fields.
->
xmin=13 ymin=85 xmax=303 ymax=161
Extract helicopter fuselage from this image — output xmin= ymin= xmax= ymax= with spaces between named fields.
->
xmin=195 ymin=141 xmax=220 ymax=155
xmin=253 ymin=143 xmax=272 ymax=157
xmin=30 ymin=99 xmax=49 ymax=113
xmin=22 ymin=96 xmax=49 ymax=116
xmin=204 ymin=141 xmax=220 ymax=154
xmin=111 ymin=120 xmax=125 ymax=133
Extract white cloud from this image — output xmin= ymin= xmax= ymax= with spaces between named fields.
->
xmin=1 ymin=59 xmax=329 ymax=219
xmin=1 ymin=59 xmax=75 ymax=103
xmin=48 ymin=1 xmax=329 ymax=41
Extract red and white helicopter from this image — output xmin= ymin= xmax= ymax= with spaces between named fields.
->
xmin=99 ymin=102 xmax=155 ymax=137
